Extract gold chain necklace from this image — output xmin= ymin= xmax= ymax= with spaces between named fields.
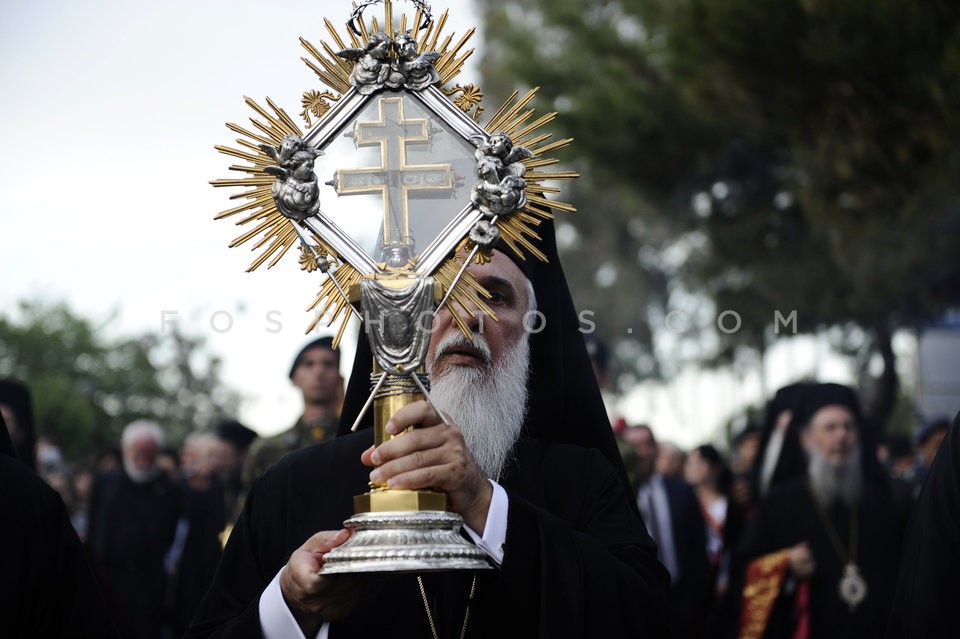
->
xmin=418 ymin=469 xmax=501 ymax=639
xmin=417 ymin=573 xmax=478 ymax=639
xmin=805 ymin=482 xmax=867 ymax=611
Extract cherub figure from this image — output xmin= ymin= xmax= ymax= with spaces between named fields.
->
xmin=391 ymin=32 xmax=441 ymax=90
xmin=337 ymin=32 xmax=393 ymax=95
xmin=476 ymin=156 xmax=504 ymax=185
xmin=469 ymin=132 xmax=534 ymax=218
xmin=266 ymin=134 xmax=304 ymax=169
xmin=470 ymin=173 xmax=528 ymax=218
xmin=474 ymin=131 xmax=535 ymax=178
xmin=260 ymin=135 xmax=323 ymax=221
xmin=471 ymin=157 xmax=528 ymax=218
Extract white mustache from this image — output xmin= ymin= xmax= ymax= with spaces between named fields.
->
xmin=431 ymin=331 xmax=493 ymax=367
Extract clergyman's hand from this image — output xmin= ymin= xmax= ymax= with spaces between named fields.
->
xmin=279 ymin=529 xmax=362 ymax=636
xmin=788 ymin=542 xmax=816 ymax=580
xmin=361 ymin=400 xmax=493 ymax=533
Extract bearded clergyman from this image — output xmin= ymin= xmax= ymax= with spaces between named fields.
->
xmin=186 ymin=222 xmax=673 ymax=638
xmin=729 ymin=383 xmax=911 ymax=639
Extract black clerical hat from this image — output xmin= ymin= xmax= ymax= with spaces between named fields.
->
xmin=288 ymin=336 xmax=339 ymax=379
xmin=791 ymin=382 xmax=864 ymax=430
xmin=0 ymin=378 xmax=36 ymax=471
xmin=337 ymin=217 xmax=625 ymax=477
xmin=750 ymin=382 xmax=818 ymax=493
xmin=789 ymin=382 xmax=885 ymax=482
xmin=761 ymin=382 xmax=816 ymax=434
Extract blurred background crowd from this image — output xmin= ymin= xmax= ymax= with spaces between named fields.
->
xmin=2 ymin=355 xmax=956 ymax=637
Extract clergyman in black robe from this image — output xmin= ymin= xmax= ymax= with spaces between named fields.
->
xmin=728 ymin=383 xmax=910 ymax=639
xmin=885 ymin=408 xmax=960 ymax=638
xmin=186 ymin=221 xmax=672 ymax=638
xmin=0 ymin=411 xmax=120 ymax=638
xmin=88 ymin=420 xmax=182 ymax=639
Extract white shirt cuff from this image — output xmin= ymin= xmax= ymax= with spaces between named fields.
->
xmin=259 ymin=567 xmax=329 ymax=639
xmin=261 ymin=482 xmax=509 ymax=638
xmin=462 ymin=479 xmax=508 ymax=565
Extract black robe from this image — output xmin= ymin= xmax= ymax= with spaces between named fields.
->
xmin=728 ymin=478 xmax=909 ymax=639
xmin=0 ymin=452 xmax=119 ymax=638
xmin=186 ymin=430 xmax=672 ymax=638
xmin=885 ymin=409 xmax=960 ymax=638
xmin=170 ymin=478 xmax=227 ymax=636
xmin=88 ymin=468 xmax=182 ymax=639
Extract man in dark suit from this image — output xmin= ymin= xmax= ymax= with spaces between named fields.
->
xmin=624 ymin=424 xmax=713 ymax=639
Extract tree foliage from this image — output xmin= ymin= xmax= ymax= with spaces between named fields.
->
xmin=475 ymin=0 xmax=960 ymax=425
xmin=0 ymin=300 xmax=240 ymax=461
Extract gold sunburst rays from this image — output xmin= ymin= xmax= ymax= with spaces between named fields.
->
xmin=457 ymin=89 xmax=579 ymax=265
xmin=211 ymin=96 xmax=339 ymax=272
xmin=439 ymin=87 xmax=579 ymax=333
xmin=211 ymin=93 xmax=361 ymax=341
xmin=435 ymin=256 xmax=497 ymax=336
xmin=299 ymin=24 xmax=352 ymax=97
xmin=304 ymin=262 xmax=364 ymax=349
xmin=298 ymin=5 xmax=476 ymax=125
xmin=302 ymin=253 xmax=498 ymax=348
xmin=212 ymin=4 xmax=578 ymax=342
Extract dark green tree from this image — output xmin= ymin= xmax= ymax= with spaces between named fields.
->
xmin=474 ymin=0 xmax=960 ymax=428
xmin=0 ymin=300 xmax=240 ymax=461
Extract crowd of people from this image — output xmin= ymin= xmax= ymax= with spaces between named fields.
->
xmin=0 ymin=335 xmax=345 ymax=639
xmin=615 ymin=381 xmax=955 ymax=639
xmin=3 ymin=356 xmax=959 ymax=638
xmin=1 ymin=234 xmax=958 ymax=638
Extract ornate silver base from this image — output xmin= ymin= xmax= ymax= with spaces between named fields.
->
xmin=320 ymin=511 xmax=494 ymax=574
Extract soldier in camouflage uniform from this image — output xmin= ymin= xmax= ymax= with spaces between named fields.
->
xmin=238 ymin=337 xmax=343 ymax=508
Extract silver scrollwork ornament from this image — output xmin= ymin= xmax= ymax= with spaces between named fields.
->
xmin=468 ymin=220 xmax=500 ymax=248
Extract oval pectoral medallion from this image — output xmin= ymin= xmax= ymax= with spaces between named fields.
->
xmin=838 ymin=562 xmax=868 ymax=611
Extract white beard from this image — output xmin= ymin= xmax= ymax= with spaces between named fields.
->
xmin=807 ymin=446 xmax=863 ymax=507
xmin=427 ymin=331 xmax=530 ymax=479
xmin=124 ymin=459 xmax=161 ymax=485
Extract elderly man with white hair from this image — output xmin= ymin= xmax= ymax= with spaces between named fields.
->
xmin=188 ymin=221 xmax=672 ymax=639
xmin=88 ymin=419 xmax=182 ymax=639
xmin=729 ymin=383 xmax=911 ymax=639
